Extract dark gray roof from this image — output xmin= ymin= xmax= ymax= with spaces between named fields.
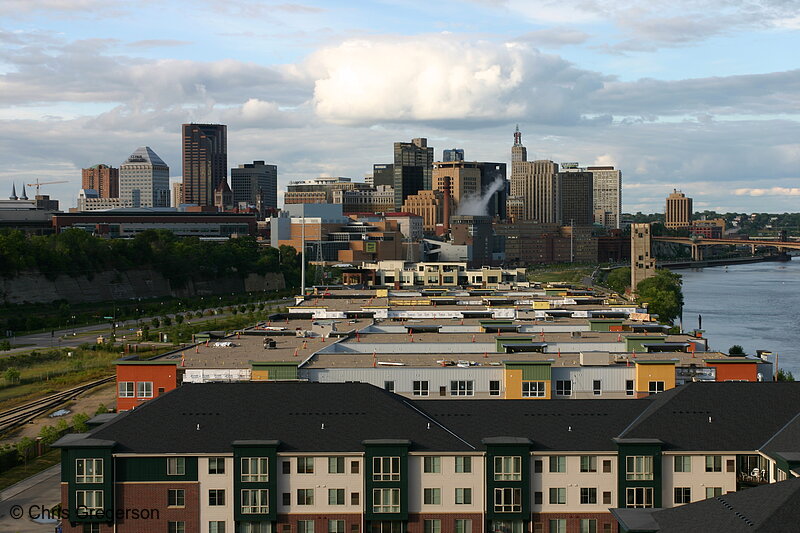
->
xmin=760 ymin=412 xmax=800 ymax=458
xmin=87 ymin=382 xmax=475 ymax=453
xmin=614 ymin=477 xmax=800 ymax=532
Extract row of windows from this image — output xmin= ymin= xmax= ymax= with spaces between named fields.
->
xmin=118 ymin=381 xmax=154 ymax=398
xmin=403 ymin=379 xmax=664 ymax=397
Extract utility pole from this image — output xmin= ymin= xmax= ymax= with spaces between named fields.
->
xmin=300 ymin=215 xmax=306 ymax=297
xmin=570 ymin=218 xmax=574 ymax=263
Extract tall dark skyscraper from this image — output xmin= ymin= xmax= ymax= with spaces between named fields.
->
xmin=556 ymin=166 xmax=594 ymax=226
xmin=443 ymin=148 xmax=464 ymax=162
xmin=393 ymin=138 xmax=433 ymax=210
xmin=231 ymin=160 xmax=278 ymax=210
xmin=182 ymin=123 xmax=227 ymax=206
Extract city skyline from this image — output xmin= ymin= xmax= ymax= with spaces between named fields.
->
xmin=0 ymin=1 xmax=797 ymax=212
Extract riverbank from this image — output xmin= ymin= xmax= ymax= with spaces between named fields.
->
xmin=661 ymin=254 xmax=790 ymax=270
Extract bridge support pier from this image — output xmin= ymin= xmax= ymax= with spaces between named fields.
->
xmin=751 ymin=244 xmax=757 ymax=255
xmin=691 ymin=245 xmax=704 ymax=261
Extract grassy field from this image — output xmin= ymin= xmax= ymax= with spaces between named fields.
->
xmin=0 ymin=448 xmax=60 ymax=491
xmin=527 ymin=264 xmax=597 ymax=284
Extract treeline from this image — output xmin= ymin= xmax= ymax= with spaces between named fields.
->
xmin=0 ymin=229 xmax=302 ymax=286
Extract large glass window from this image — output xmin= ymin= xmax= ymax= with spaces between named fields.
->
xmin=455 ymin=487 xmax=472 ymax=504
xmin=455 ymin=519 xmax=472 ymax=533
xmin=494 ymin=487 xmax=522 ymax=513
xmin=549 ymin=520 xmax=566 ymax=533
xmin=450 ymin=380 xmax=474 ymax=396
xmin=298 ymin=521 xmax=314 ymax=533
xmin=328 ymin=488 xmax=345 ymax=505
xmin=549 ymin=487 xmax=566 ymax=504
xmin=580 ymin=456 xmax=597 ymax=472
xmin=413 ymin=381 xmax=429 ymax=396
xmin=424 ymin=520 xmax=441 ymax=533
xmin=168 ymin=488 xmax=185 ymax=507
xmin=241 ymin=457 xmax=269 ymax=482
xmin=167 ymin=457 xmax=185 ymax=476
xmin=423 ymin=456 xmax=441 ymax=473
xmin=118 ymin=382 xmax=134 ymax=398
xmin=580 ymin=519 xmax=597 ymax=533
xmin=489 ymin=380 xmax=501 ymax=396
xmin=76 ymin=490 xmax=103 ymax=510
xmin=209 ymin=457 xmax=225 ymax=475
xmin=625 ymin=380 xmax=635 ymax=396
xmin=373 ymin=456 xmax=400 ymax=481
xmin=626 ymin=487 xmax=654 ymax=508
xmin=549 ymin=456 xmax=566 ymax=473
xmin=706 ymin=487 xmax=723 ymax=498
xmin=626 ymin=456 xmax=653 ymax=480
xmin=241 ymin=489 xmax=269 ymax=514
xmin=674 ymin=487 xmax=691 ymax=504
xmin=455 ymin=456 xmax=472 ymax=473
xmin=373 ymin=488 xmax=400 ymax=513
xmin=297 ymin=457 xmax=314 ymax=474
xmin=705 ymin=455 xmax=722 ymax=472
xmin=328 ymin=456 xmax=345 ymax=474
xmin=75 ymin=459 xmax=103 ymax=483
xmin=328 ymin=520 xmax=345 ymax=533
xmin=209 ymin=489 xmax=225 ymax=506
xmin=555 ymin=380 xmax=572 ymax=396
xmin=648 ymin=381 xmax=665 ymax=394
xmin=297 ymin=488 xmax=314 ymax=505
xmin=494 ymin=456 xmax=522 ymax=481
xmin=580 ymin=487 xmax=597 ymax=504
xmin=674 ymin=456 xmax=691 ymax=473
xmin=522 ymin=381 xmax=546 ymax=397
xmin=423 ymin=488 xmax=441 ymax=505
xmin=136 ymin=381 xmax=153 ymax=398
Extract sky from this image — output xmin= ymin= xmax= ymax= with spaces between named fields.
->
xmin=0 ymin=0 xmax=798 ymax=213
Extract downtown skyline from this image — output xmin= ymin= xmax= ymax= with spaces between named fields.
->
xmin=0 ymin=0 xmax=797 ymax=213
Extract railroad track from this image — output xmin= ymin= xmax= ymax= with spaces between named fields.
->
xmin=0 ymin=376 xmax=115 ymax=435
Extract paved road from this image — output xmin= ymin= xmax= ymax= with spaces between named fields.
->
xmin=1 ymin=297 xmax=292 ymax=357
xmin=0 ymin=465 xmax=61 ymax=533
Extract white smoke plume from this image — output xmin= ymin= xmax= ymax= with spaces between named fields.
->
xmin=456 ymin=178 xmax=506 ymax=216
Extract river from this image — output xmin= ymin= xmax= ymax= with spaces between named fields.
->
xmin=679 ymin=258 xmax=800 ymax=377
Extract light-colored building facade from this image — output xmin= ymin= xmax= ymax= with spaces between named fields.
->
xmin=402 ymin=190 xmax=449 ymax=234
xmin=333 ymin=185 xmax=394 ymax=214
xmin=119 ymin=146 xmax=170 ymax=208
xmin=171 ymin=182 xmax=183 ymax=208
xmin=511 ymin=160 xmax=559 ymax=222
xmin=284 ymin=177 xmax=370 ymax=206
xmin=631 ymin=223 xmax=655 ymax=294
xmin=589 ymin=166 xmax=622 ymax=229
xmin=432 ymin=161 xmax=481 ymax=207
xmin=665 ymin=190 xmax=693 ymax=229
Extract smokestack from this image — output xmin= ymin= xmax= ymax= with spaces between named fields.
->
xmin=442 ymin=176 xmax=451 ymax=234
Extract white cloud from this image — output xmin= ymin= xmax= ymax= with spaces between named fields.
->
xmin=734 ymin=187 xmax=800 ymax=197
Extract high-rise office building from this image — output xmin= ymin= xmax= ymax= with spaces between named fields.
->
xmin=510 ymin=124 xmax=528 ymax=195
xmin=589 ymin=166 xmax=622 ymax=229
xmin=556 ymin=165 xmax=594 ymax=226
xmin=511 ymin=159 xmax=559 ymax=222
xmin=665 ymin=189 xmax=693 ymax=229
xmin=171 ymin=182 xmax=183 ymax=208
xmin=477 ymin=162 xmax=508 ymax=220
xmin=231 ymin=160 xmax=278 ymax=210
xmin=119 ymin=147 xmax=170 ymax=208
xmin=182 ymin=123 xmax=227 ymax=206
xmin=81 ymin=164 xmax=119 ymax=198
xmin=432 ymin=161 xmax=481 ymax=207
xmin=443 ymin=148 xmax=465 ymax=162
xmin=393 ymin=138 xmax=433 ymax=210
xmin=372 ymin=164 xmax=394 ymax=188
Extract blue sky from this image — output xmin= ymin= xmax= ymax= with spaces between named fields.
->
xmin=0 ymin=0 xmax=798 ymax=212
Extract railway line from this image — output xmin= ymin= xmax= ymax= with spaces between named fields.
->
xmin=0 ymin=375 xmax=114 ymax=435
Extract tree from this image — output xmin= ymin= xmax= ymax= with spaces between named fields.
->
xmin=72 ymin=412 xmax=90 ymax=433
xmin=635 ymin=269 xmax=684 ymax=325
xmin=777 ymin=369 xmax=795 ymax=382
xmin=174 ymin=314 xmax=184 ymax=325
xmin=3 ymin=367 xmax=20 ymax=384
xmin=0 ymin=340 xmax=10 ymax=351
xmin=162 ymin=316 xmax=172 ymax=327
xmin=95 ymin=403 xmax=108 ymax=415
xmin=605 ymin=267 xmax=631 ymax=294
xmin=16 ymin=437 xmax=34 ymax=470
xmin=38 ymin=425 xmax=60 ymax=447
xmin=728 ymin=345 xmax=745 ymax=356
xmin=150 ymin=317 xmax=160 ymax=328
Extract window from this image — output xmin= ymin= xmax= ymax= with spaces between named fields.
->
xmin=298 ymin=457 xmax=314 ymax=474
xmin=118 ymin=381 xmax=134 ymax=397
xmin=297 ymin=488 xmax=314 ymax=505
xmin=555 ymin=380 xmax=572 ymax=396
xmin=494 ymin=487 xmax=522 ymax=513
xmin=298 ymin=521 xmax=315 ymax=533
xmin=76 ymin=458 xmax=103 ymax=483
xmin=489 ymin=380 xmax=501 ymax=396
xmin=674 ymin=456 xmax=691 ymax=473
xmin=209 ymin=457 xmax=225 ymax=475
xmin=705 ymin=455 xmax=722 ymax=472
xmin=580 ymin=519 xmax=597 ymax=533
xmin=626 ymin=487 xmax=654 ymax=508
xmin=241 ymin=489 xmax=269 ymax=514
xmin=602 ymin=460 xmax=612 ymax=473
xmin=455 ymin=456 xmax=472 ymax=473
xmin=241 ymin=457 xmax=269 ymax=482
xmin=83 ymin=525 xmax=100 ymax=533
xmin=168 ymin=488 xmax=185 ymax=507
xmin=208 ymin=489 xmax=225 ymax=506
xmin=549 ymin=519 xmax=566 ymax=533
xmin=450 ymin=380 xmax=474 ymax=396
xmin=75 ymin=490 xmax=103 ymax=510
xmin=413 ymin=381 xmax=429 ymax=396
xmin=522 ymin=381 xmax=546 ymax=397
xmin=351 ymin=492 xmax=359 ymax=505
xmin=580 ymin=456 xmax=597 ymax=472
xmin=283 ymin=492 xmax=291 ymax=506
xmin=580 ymin=487 xmax=597 ymax=504
xmin=549 ymin=487 xmax=566 ymax=504
xmin=455 ymin=519 xmax=472 ymax=533
xmin=493 ymin=521 xmax=523 ymax=533
xmin=534 ymin=459 xmax=543 ymax=473
xmin=351 ymin=460 xmax=360 ymax=474
xmin=592 ymin=380 xmax=602 ymax=396
xmin=674 ymin=487 xmax=691 ymax=504
xmin=602 ymin=491 xmax=612 ymax=505
xmin=167 ymin=457 xmax=186 ymax=476
xmin=137 ymin=381 xmax=153 ymax=398
xmin=534 ymin=491 xmax=542 ymax=504
xmin=549 ymin=456 xmax=566 ymax=473
xmin=328 ymin=488 xmax=345 ymax=505
xmin=384 ymin=381 xmax=394 ymax=393
xmin=209 ymin=522 xmax=226 ymax=533
xmin=424 ymin=520 xmax=441 ymax=533
xmin=371 ymin=522 xmax=402 ymax=533
xmin=626 ymin=456 xmax=653 ymax=480
xmin=168 ymin=522 xmax=186 ymax=533
xmin=625 ymin=380 xmax=635 ymax=396
xmin=329 ymin=520 xmax=345 ymax=533
xmin=706 ymin=487 xmax=723 ymax=499
xmin=373 ymin=456 xmax=400 ymax=481
xmin=726 ymin=459 xmax=736 ymax=472
xmin=423 ymin=456 xmax=441 ymax=473
xmin=423 ymin=488 xmax=441 ymax=505
xmin=648 ymin=381 xmax=665 ymax=394
xmin=455 ymin=487 xmax=472 ymax=504
xmin=494 ymin=456 xmax=522 ymax=480
xmin=373 ymin=488 xmax=400 ymax=513
xmin=282 ymin=461 xmax=291 ymax=474
xmin=328 ymin=456 xmax=345 ymax=473
xmin=241 ymin=524 xmax=271 ymax=533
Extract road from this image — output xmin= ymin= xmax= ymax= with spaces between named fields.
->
xmin=1 ymin=297 xmax=292 ymax=357
xmin=0 ymin=465 xmax=61 ymax=533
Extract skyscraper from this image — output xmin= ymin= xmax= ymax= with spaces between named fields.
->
xmin=589 ymin=166 xmax=622 ymax=229
xmin=510 ymin=124 xmax=528 ymax=189
xmin=665 ymin=189 xmax=693 ymax=229
xmin=81 ymin=164 xmax=119 ymax=198
xmin=556 ymin=165 xmax=594 ymax=226
xmin=512 ymin=159 xmax=559 ymax=222
xmin=231 ymin=160 xmax=278 ymax=210
xmin=443 ymin=148 xmax=465 ymax=162
xmin=182 ymin=123 xmax=227 ymax=206
xmin=392 ymin=138 xmax=433 ymax=210
xmin=119 ymin=147 xmax=170 ymax=208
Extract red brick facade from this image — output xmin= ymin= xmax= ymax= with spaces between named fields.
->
xmin=533 ymin=512 xmax=617 ymax=533
xmin=406 ymin=512 xmax=484 ymax=532
xmin=276 ymin=513 xmax=362 ymax=531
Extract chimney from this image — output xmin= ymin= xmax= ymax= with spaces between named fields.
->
xmin=442 ymin=176 xmax=451 ymax=234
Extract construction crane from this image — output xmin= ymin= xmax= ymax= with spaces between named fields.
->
xmin=27 ymin=179 xmax=68 ymax=195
